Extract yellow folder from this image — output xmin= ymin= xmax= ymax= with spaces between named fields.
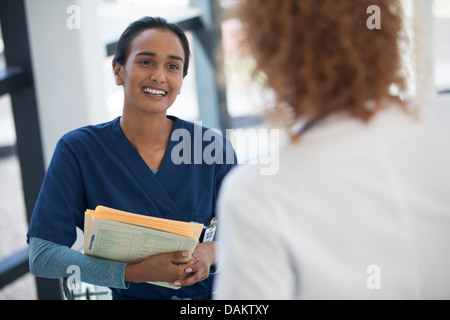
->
xmin=85 ymin=205 xmax=203 ymax=240
xmin=83 ymin=206 xmax=204 ymax=290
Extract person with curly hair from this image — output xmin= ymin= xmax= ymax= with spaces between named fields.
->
xmin=214 ymin=0 xmax=450 ymax=299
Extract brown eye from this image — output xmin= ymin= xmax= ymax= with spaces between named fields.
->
xmin=168 ymin=64 xmax=180 ymax=70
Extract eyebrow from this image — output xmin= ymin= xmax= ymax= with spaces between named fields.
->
xmin=135 ymin=51 xmax=184 ymax=63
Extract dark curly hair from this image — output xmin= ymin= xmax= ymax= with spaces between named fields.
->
xmin=235 ymin=0 xmax=409 ymax=131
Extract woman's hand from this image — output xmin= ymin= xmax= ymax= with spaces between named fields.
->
xmin=124 ymin=242 xmax=216 ymax=287
xmin=125 ymin=250 xmax=197 ymax=285
xmin=173 ymin=242 xmax=216 ymax=287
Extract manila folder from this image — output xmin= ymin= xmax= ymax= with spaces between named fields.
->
xmin=84 ymin=217 xmax=199 ymax=289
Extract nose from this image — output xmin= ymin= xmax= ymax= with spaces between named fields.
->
xmin=150 ymin=66 xmax=166 ymax=83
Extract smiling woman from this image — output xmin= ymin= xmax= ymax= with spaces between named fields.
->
xmin=114 ymin=28 xmax=185 ymax=125
xmin=27 ymin=16 xmax=237 ymax=300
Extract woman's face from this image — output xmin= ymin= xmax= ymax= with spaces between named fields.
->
xmin=114 ymin=28 xmax=185 ymax=116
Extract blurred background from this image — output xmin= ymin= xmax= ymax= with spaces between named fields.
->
xmin=0 ymin=0 xmax=449 ymax=299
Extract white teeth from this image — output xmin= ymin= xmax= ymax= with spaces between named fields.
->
xmin=143 ymin=87 xmax=166 ymax=96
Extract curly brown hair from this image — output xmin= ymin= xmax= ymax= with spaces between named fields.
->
xmin=235 ymin=0 xmax=409 ymax=129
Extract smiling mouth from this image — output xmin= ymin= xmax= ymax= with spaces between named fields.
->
xmin=143 ymin=87 xmax=167 ymax=97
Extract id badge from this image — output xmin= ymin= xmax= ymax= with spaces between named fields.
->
xmin=203 ymin=218 xmax=217 ymax=243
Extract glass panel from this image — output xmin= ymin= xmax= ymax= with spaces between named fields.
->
xmin=0 ymin=21 xmax=37 ymax=299
xmin=433 ymin=0 xmax=450 ymax=92
xmin=0 ymin=94 xmax=37 ymax=300
xmin=98 ymin=0 xmax=190 ymax=46
xmin=222 ymin=19 xmax=272 ymax=122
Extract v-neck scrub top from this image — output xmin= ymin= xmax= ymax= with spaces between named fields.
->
xmin=27 ymin=116 xmax=236 ymax=300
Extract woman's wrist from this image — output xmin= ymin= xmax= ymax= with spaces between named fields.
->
xmin=124 ymin=263 xmax=136 ymax=283
xmin=125 ymin=262 xmax=145 ymax=283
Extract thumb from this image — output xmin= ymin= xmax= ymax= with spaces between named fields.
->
xmin=171 ymin=250 xmax=191 ymax=265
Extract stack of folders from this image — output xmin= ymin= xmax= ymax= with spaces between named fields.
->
xmin=84 ymin=206 xmax=204 ymax=289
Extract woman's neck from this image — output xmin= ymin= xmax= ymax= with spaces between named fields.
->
xmin=119 ymin=109 xmax=174 ymax=149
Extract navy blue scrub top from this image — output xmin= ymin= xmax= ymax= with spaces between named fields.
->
xmin=27 ymin=116 xmax=236 ymax=300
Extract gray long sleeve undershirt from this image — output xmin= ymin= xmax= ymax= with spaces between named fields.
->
xmin=28 ymin=236 xmax=129 ymax=290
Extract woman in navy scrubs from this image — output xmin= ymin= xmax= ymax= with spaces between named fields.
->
xmin=27 ymin=17 xmax=236 ymax=300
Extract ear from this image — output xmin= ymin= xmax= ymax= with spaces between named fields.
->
xmin=112 ymin=61 xmax=124 ymax=86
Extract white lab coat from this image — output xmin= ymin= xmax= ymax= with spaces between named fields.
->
xmin=215 ymin=96 xmax=450 ymax=300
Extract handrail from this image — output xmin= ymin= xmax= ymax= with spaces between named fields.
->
xmin=0 ymin=67 xmax=29 ymax=97
xmin=0 ymin=247 xmax=29 ymax=289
